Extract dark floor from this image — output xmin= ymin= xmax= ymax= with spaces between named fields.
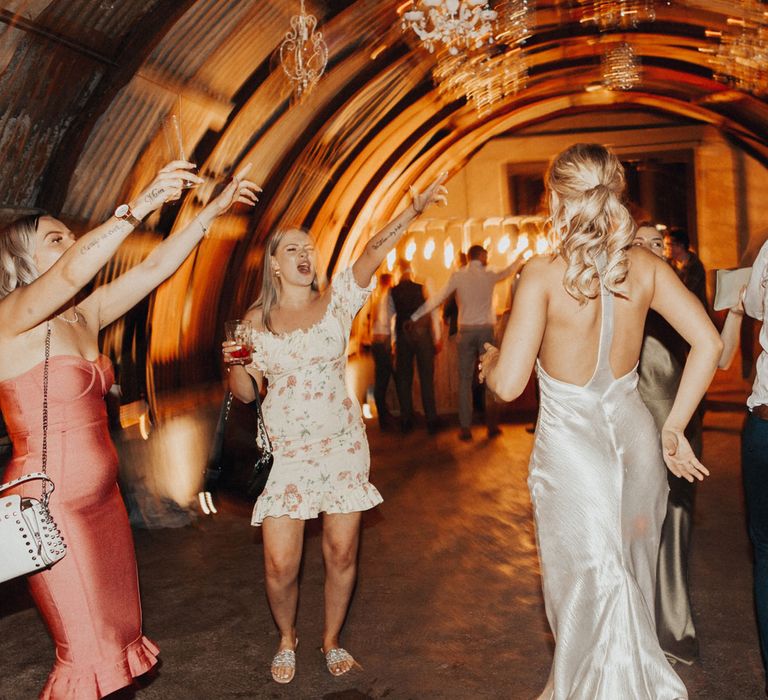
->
xmin=0 ymin=405 xmax=765 ymax=699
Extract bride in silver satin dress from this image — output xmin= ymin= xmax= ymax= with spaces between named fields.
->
xmin=480 ymin=143 xmax=722 ymax=699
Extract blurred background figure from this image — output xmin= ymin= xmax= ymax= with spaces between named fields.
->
xmin=634 ymin=222 xmax=702 ymax=665
xmin=370 ymin=272 xmax=396 ymax=430
xmin=391 ymin=261 xmax=442 ymax=434
xmin=412 ymin=244 xmax=521 ymax=441
xmin=665 ymin=228 xmax=708 ymax=310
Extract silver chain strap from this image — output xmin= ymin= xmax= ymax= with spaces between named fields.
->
xmin=41 ymin=321 xmax=51 ymax=504
xmin=223 ymin=391 xmax=234 ymax=422
xmin=251 ymin=380 xmax=272 ymax=453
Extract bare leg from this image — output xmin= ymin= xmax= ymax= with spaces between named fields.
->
xmin=262 ymin=516 xmax=305 ymax=681
xmin=321 ymin=511 xmax=362 ymax=675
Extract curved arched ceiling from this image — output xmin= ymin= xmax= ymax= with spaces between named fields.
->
xmin=1 ymin=0 xmax=766 ymax=398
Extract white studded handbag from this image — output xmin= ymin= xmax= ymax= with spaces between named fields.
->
xmin=0 ymin=472 xmax=66 ymax=583
xmin=0 ymin=321 xmax=66 ymax=584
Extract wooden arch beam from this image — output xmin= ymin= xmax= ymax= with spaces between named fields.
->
xmin=35 ymin=0 xmax=199 ymax=214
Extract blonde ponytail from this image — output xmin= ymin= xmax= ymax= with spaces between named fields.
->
xmin=546 ymin=143 xmax=635 ymax=303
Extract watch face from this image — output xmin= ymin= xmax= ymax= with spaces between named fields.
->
xmin=115 ymin=204 xmax=129 ymax=218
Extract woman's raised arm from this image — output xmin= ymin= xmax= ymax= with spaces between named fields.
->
xmin=352 ymin=172 xmax=447 ymax=288
xmin=85 ymin=164 xmax=261 ymax=329
xmin=0 ymin=161 xmax=201 ymax=337
xmin=650 ymin=255 xmax=723 ymax=481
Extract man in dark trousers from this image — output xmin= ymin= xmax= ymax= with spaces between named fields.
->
xmin=390 ymin=262 xmax=441 ymax=434
xmin=411 ymin=245 xmax=521 ymax=440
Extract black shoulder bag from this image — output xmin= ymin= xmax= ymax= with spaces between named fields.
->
xmin=201 ymin=375 xmax=273 ymax=510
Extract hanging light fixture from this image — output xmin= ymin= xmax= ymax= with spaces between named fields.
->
xmin=495 ymin=0 xmax=535 ymax=45
xmin=580 ymin=0 xmax=660 ymax=31
xmin=602 ymin=41 xmax=642 ymax=90
xmin=428 ymin=4 xmax=531 ymax=116
xmin=426 ymin=0 xmax=533 ymax=116
xmin=704 ymin=2 xmax=768 ymax=97
xmin=401 ymin=0 xmax=498 ymax=55
xmin=575 ymin=1 xmax=664 ymax=94
xmin=433 ymin=45 xmax=528 ymax=116
xmin=279 ymin=0 xmax=329 ymax=100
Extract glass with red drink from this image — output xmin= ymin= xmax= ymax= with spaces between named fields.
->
xmin=225 ymin=319 xmax=253 ymax=364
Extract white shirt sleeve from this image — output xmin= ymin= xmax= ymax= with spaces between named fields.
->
xmin=744 ymin=240 xmax=768 ymax=321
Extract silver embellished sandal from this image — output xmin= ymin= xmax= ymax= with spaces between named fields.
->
xmin=322 ymin=647 xmax=358 ymax=676
xmin=271 ymin=640 xmax=298 ymax=684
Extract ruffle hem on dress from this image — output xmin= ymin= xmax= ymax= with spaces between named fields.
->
xmin=39 ymin=634 xmax=159 ymax=700
xmin=252 ymin=482 xmax=383 ymax=525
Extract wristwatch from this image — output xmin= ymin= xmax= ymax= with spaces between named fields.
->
xmin=114 ymin=204 xmax=142 ymax=227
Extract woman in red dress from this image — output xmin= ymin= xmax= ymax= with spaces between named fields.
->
xmin=0 ymin=161 xmax=259 ymax=699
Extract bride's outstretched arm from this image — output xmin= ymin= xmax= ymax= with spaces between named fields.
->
xmin=480 ymin=257 xmax=548 ymax=402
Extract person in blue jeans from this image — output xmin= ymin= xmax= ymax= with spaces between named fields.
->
xmin=719 ymin=241 xmax=768 ymax=692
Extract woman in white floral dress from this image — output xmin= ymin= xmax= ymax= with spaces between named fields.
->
xmin=223 ymin=174 xmax=447 ymax=684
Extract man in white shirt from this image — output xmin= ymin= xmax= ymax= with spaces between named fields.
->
xmin=739 ymin=237 xmax=768 ymax=690
xmin=411 ymin=245 xmax=521 ymax=440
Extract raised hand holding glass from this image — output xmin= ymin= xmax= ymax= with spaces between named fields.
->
xmin=225 ymin=320 xmax=253 ymax=364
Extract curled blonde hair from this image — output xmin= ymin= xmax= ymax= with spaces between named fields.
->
xmin=546 ymin=143 xmax=635 ymax=302
xmin=0 ymin=214 xmax=42 ymax=299
xmin=252 ymin=227 xmax=321 ymax=334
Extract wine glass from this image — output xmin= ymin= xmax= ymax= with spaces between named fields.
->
xmin=225 ymin=319 xmax=253 ymax=364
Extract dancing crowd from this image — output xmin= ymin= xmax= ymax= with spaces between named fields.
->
xmin=0 ymin=143 xmax=766 ymax=700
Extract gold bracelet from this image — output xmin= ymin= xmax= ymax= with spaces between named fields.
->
xmin=730 ymin=308 xmax=745 ymax=316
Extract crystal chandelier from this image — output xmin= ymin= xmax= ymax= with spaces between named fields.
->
xmin=428 ymin=0 xmax=533 ymax=116
xmin=279 ymin=0 xmax=329 ymax=100
xmin=602 ymin=42 xmax=642 ymax=90
xmin=433 ymin=48 xmax=528 ymax=115
xmin=465 ymin=49 xmax=528 ymax=115
xmin=706 ymin=3 xmax=768 ymax=96
xmin=401 ymin=0 xmax=498 ymax=55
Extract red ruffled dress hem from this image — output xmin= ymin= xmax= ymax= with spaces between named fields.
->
xmin=39 ymin=635 xmax=159 ymax=700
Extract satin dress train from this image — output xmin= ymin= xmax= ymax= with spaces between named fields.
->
xmin=529 ymin=276 xmax=687 ymax=699
xmin=0 ymin=355 xmax=158 ymax=700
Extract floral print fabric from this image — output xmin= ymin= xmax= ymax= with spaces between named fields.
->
xmin=250 ymin=268 xmax=383 ymax=525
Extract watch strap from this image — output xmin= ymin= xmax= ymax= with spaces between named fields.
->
xmin=115 ymin=205 xmax=141 ymax=228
